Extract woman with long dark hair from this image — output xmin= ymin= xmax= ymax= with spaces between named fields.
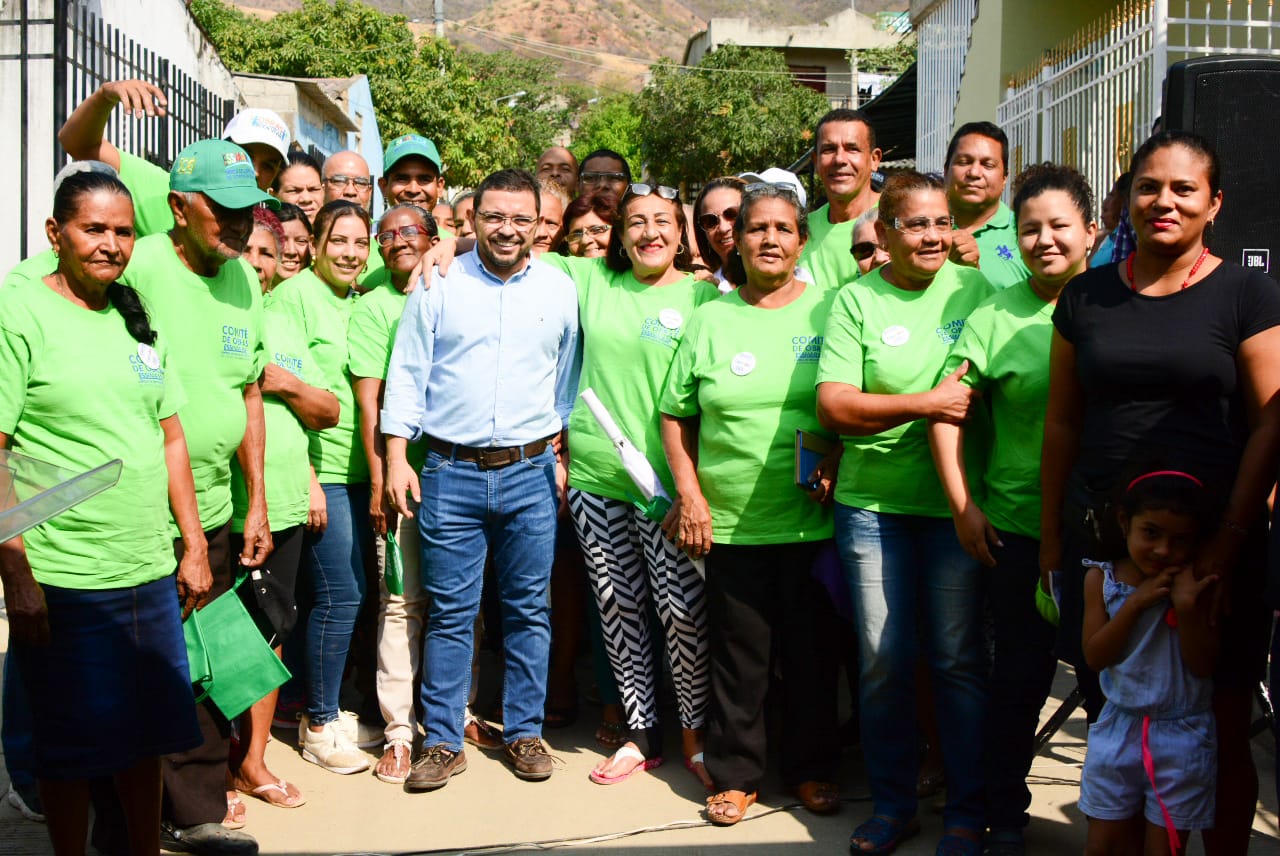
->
xmin=1041 ymin=131 xmax=1280 ymax=853
xmin=0 ymin=170 xmax=207 ymax=855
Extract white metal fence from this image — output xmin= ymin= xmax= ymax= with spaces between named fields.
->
xmin=916 ymin=0 xmax=978 ymax=173
xmin=996 ymin=0 xmax=1280 ymax=210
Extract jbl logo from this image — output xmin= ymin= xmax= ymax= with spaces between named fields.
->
xmin=1243 ymin=249 xmax=1270 ymax=272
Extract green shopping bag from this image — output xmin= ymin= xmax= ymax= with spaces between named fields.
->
xmin=183 ymin=576 xmax=291 ymax=719
xmin=384 ymin=532 xmax=404 ymax=596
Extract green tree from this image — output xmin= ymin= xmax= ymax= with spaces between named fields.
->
xmin=636 ymin=44 xmax=830 ymax=188
xmin=570 ymin=94 xmax=643 ymax=178
xmin=190 ymin=0 xmax=569 ymax=187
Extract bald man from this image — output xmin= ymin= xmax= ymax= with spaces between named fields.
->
xmin=536 ymin=146 xmax=578 ymax=197
xmin=323 ymin=150 xmax=374 ymax=210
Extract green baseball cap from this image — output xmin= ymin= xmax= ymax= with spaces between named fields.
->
xmin=169 ymin=139 xmax=281 ymax=210
xmin=383 ymin=134 xmax=443 ymax=174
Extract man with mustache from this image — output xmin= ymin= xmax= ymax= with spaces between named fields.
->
xmin=944 ymin=121 xmax=1030 ymax=290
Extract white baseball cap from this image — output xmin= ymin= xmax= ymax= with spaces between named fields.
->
xmin=222 ymin=108 xmax=291 ymax=161
xmin=738 ymin=167 xmax=807 ymax=209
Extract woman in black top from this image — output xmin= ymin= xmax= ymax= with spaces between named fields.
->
xmin=1040 ymin=130 xmax=1280 ymax=854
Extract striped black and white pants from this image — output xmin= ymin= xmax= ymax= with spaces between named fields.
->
xmin=568 ymin=488 xmax=709 ymax=756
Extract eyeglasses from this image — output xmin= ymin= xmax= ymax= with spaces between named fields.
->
xmin=376 ymin=224 xmax=433 ymax=246
xmin=850 ymin=241 xmax=882 ymax=261
xmin=324 ymin=174 xmax=373 ymax=188
xmin=629 ymin=183 xmax=679 ymax=201
xmin=892 ymin=216 xmax=954 ymax=236
xmin=581 ymin=171 xmax=628 ymax=185
xmin=697 ymin=208 xmax=739 ymax=231
xmin=475 ymin=211 xmax=538 ymax=231
xmin=566 ymin=224 xmax=611 ymax=243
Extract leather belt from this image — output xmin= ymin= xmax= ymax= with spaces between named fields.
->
xmin=425 ymin=435 xmax=553 ymax=470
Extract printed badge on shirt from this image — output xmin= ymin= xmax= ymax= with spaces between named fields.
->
xmin=129 ymin=343 xmax=165 ymax=385
xmin=639 ymin=308 xmax=683 ymax=349
xmin=221 ymin=323 xmax=251 ymax=359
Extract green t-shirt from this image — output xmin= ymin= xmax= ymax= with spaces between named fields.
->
xmin=347 ymin=276 xmax=426 ymax=472
xmin=801 ymin=204 xmax=860 ymax=290
xmin=660 ymin=283 xmax=838 ymax=545
xmin=231 ymin=302 xmax=312 ymax=532
xmin=357 ymin=249 xmax=385 ymax=289
xmin=268 ymin=268 xmax=368 ymax=484
xmin=1 ymin=251 xmax=57 ymax=289
xmin=542 ymin=255 xmax=720 ymax=502
xmin=122 ymin=234 xmax=267 ymax=533
xmin=970 ymin=202 xmax=1030 ymax=290
xmin=941 ymin=278 xmax=1052 ymax=538
xmin=0 ymin=275 xmax=184 ymax=588
xmin=118 ymin=150 xmax=175 ymax=237
xmin=817 ymin=260 xmax=994 ymax=516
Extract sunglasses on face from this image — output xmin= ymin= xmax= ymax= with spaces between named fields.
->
xmin=850 ymin=241 xmax=882 ymax=260
xmin=698 ymin=208 xmax=739 ymax=231
xmin=581 ymin=171 xmax=628 ymax=185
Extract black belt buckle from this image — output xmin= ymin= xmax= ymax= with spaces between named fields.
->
xmin=476 ymin=446 xmax=517 ymax=470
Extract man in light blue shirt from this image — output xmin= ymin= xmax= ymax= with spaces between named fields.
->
xmin=382 ymin=169 xmax=578 ymax=790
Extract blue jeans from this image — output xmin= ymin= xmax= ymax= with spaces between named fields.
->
xmin=2 ymin=648 xmax=35 ymax=787
xmin=417 ymin=447 xmax=557 ymax=751
xmin=303 ymin=482 xmax=373 ymax=725
xmin=835 ymin=505 xmax=985 ymax=831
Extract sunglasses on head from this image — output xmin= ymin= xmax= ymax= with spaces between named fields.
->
xmin=628 ymin=183 xmax=679 ymax=201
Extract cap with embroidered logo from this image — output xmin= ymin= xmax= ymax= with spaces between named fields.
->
xmin=222 ymin=108 xmax=291 ymax=161
xmin=383 ymin=134 xmax=443 ymax=174
xmin=169 ymin=140 xmax=280 ymax=210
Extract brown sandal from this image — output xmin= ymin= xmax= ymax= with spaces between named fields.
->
xmin=794 ymin=780 xmax=841 ymax=814
xmin=705 ymin=789 xmax=757 ymax=826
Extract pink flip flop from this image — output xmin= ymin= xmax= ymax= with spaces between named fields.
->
xmin=588 ymin=745 xmax=664 ymax=785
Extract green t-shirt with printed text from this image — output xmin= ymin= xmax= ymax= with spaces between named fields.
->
xmin=268 ymin=268 xmax=368 ymax=484
xmin=0 ymin=274 xmax=183 ymax=588
xmin=817 ymin=260 xmax=994 ymax=516
xmin=231 ymin=301 xmax=313 ymax=531
xmin=941 ymin=278 xmax=1052 ymax=538
xmin=661 ymin=283 xmax=838 ymax=545
xmin=122 ymin=234 xmax=267 ymax=533
xmin=542 ymin=254 xmax=720 ymax=502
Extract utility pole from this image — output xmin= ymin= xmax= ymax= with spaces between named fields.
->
xmin=435 ymin=0 xmax=445 ymax=39
xmin=850 ymin=0 xmax=858 ymax=107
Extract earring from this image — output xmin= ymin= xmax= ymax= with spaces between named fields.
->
xmin=676 ymin=243 xmax=686 ymax=255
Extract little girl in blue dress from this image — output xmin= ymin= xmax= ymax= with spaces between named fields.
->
xmin=1079 ymin=468 xmax=1221 ymax=856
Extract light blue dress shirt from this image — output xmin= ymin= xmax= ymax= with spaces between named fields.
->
xmin=381 ymin=248 xmax=579 ymax=447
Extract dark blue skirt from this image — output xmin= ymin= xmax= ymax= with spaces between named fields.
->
xmin=11 ymin=574 xmax=202 ymax=780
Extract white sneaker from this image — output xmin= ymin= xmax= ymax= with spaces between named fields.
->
xmin=338 ymin=709 xmax=385 ymax=749
xmin=299 ymin=715 xmax=371 ymax=774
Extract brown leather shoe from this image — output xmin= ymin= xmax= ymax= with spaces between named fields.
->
xmin=504 ymin=737 xmax=554 ymax=781
xmin=404 ymin=744 xmax=467 ymax=792
xmin=463 ymin=717 xmax=503 ymax=750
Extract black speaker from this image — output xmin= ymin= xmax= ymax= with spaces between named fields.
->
xmin=1165 ymin=56 xmax=1280 ymax=281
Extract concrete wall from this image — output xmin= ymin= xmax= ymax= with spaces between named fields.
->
xmin=2 ymin=0 xmax=243 ymax=268
xmin=951 ymin=0 xmax=1003 ymax=127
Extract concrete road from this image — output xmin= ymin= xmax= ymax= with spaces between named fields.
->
xmin=1 ymin=607 xmax=1277 ymax=855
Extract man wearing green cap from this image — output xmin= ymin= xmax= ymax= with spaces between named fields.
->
xmin=118 ymin=139 xmax=276 ymax=856
xmin=359 ymin=135 xmax=450 ymax=288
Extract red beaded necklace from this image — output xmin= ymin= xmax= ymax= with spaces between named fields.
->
xmin=1125 ymin=246 xmax=1210 ymax=293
